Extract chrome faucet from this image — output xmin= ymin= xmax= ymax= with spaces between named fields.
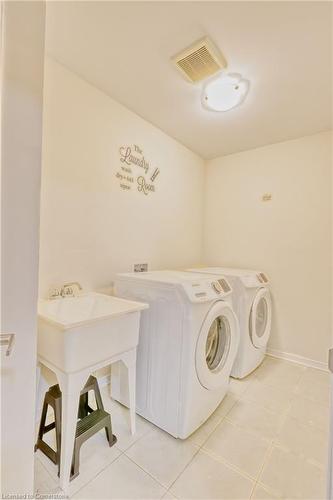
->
xmin=63 ymin=282 xmax=83 ymax=291
xmin=48 ymin=282 xmax=83 ymax=299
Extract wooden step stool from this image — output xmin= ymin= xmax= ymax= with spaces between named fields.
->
xmin=35 ymin=375 xmax=117 ymax=480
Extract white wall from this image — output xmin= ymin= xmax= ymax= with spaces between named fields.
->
xmin=204 ymin=131 xmax=332 ymax=365
xmin=40 ymin=59 xmax=332 ymax=367
xmin=1 ymin=1 xmax=45 ymax=493
xmin=39 ymin=58 xmax=204 ymax=297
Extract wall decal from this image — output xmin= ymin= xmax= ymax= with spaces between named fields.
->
xmin=262 ymin=193 xmax=272 ymax=202
xmin=116 ymin=144 xmax=160 ymax=195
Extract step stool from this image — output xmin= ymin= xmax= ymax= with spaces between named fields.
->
xmin=35 ymin=375 xmax=117 ymax=480
xmin=35 ymin=384 xmax=62 ymax=470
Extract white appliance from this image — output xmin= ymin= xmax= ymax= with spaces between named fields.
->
xmin=187 ymin=268 xmax=272 ymax=379
xmin=112 ymin=270 xmax=239 ymax=439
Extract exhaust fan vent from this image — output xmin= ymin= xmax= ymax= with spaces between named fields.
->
xmin=172 ymin=37 xmax=227 ymax=83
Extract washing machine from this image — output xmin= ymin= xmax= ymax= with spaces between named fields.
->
xmin=112 ymin=270 xmax=239 ymax=439
xmin=187 ymin=268 xmax=272 ymax=379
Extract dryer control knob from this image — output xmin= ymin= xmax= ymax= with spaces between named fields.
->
xmin=212 ymin=281 xmax=222 ymax=294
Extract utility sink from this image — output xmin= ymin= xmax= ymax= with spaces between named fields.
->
xmin=38 ymin=292 xmax=148 ymax=373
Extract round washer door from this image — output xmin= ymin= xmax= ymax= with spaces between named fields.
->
xmin=196 ymin=301 xmax=239 ymax=390
xmin=250 ymin=288 xmax=272 ymax=349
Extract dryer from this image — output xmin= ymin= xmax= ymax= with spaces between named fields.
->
xmin=187 ymin=268 xmax=272 ymax=379
xmin=112 ymin=270 xmax=239 ymax=439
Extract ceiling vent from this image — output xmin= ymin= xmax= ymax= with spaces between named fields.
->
xmin=172 ymin=37 xmax=227 ymax=83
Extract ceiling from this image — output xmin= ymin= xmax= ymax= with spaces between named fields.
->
xmin=45 ymin=1 xmax=332 ymax=159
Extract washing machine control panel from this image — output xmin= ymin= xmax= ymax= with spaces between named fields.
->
xmin=217 ymin=278 xmax=232 ymax=293
xmin=258 ymin=272 xmax=269 ymax=283
xmin=241 ymin=273 xmax=270 ymax=288
xmin=182 ymin=278 xmax=233 ymax=302
xmin=212 ymin=281 xmax=222 ymax=294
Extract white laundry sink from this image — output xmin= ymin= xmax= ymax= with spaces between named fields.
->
xmin=38 ymin=292 xmax=148 ymax=373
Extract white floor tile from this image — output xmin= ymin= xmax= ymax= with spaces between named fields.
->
xmin=275 ymin=415 xmax=327 ymax=468
xmin=34 ymin=361 xmax=329 ymax=500
xmin=73 ymin=454 xmax=166 ymax=499
xmin=229 ymin=376 xmax=254 ymax=397
xmin=170 ymin=449 xmax=254 ymax=499
xmin=34 ymin=457 xmax=59 ymax=495
xmin=251 ymin=484 xmax=280 ymax=499
xmin=188 ymin=411 xmax=223 ymax=447
xmin=162 ymin=491 xmax=179 ymax=499
xmin=184 ymin=391 xmax=237 ymax=448
xmin=69 ymin=433 xmax=122 ymax=495
xmin=226 ymin=398 xmax=285 ymax=441
xmin=254 ymin=357 xmax=305 ymax=391
xmin=214 ymin=392 xmax=239 ymax=418
xmin=299 ymin=367 xmax=330 ymax=387
xmin=288 ymin=395 xmax=329 ymax=432
xmin=243 ymin=379 xmax=293 ymax=414
xmin=108 ymin=402 xmax=155 ymax=451
xmin=37 ymin=429 xmax=122 ymax=496
xmin=125 ymin=428 xmax=199 ymax=488
xmin=259 ymin=446 xmax=326 ymax=499
xmin=203 ymin=419 xmax=271 ymax=479
xmin=295 ymin=369 xmax=330 ymax=406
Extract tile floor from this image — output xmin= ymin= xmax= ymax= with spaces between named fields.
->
xmin=34 ymin=356 xmax=330 ymax=499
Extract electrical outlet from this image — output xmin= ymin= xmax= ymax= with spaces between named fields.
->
xmin=134 ymin=263 xmax=148 ymax=272
xmin=262 ymin=193 xmax=272 ymax=202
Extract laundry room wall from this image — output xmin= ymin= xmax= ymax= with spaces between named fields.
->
xmin=203 ymin=131 xmax=332 ymax=366
xmin=39 ymin=58 xmax=205 ymax=298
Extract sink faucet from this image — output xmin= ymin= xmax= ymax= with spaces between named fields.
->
xmin=48 ymin=282 xmax=83 ymax=299
xmin=48 ymin=287 xmax=62 ymax=300
xmin=61 ymin=282 xmax=83 ymax=298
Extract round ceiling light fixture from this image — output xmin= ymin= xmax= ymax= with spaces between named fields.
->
xmin=202 ymin=73 xmax=249 ymax=112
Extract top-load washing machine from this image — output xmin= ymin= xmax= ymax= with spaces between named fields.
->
xmin=187 ymin=268 xmax=272 ymax=379
xmin=112 ymin=270 xmax=239 ymax=439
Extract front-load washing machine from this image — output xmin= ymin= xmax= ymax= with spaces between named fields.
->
xmin=112 ymin=270 xmax=239 ymax=438
xmin=187 ymin=268 xmax=272 ymax=379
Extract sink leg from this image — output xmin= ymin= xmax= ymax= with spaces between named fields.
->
xmin=109 ymin=364 xmax=112 ymax=399
xmin=58 ymin=374 xmax=85 ymax=494
xmin=128 ymin=363 xmax=136 ymax=435
xmin=35 ymin=363 xmax=42 ymax=441
xmin=122 ymin=348 xmax=137 ymax=435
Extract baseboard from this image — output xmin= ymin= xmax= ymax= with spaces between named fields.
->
xmin=267 ymin=348 xmax=328 ymax=372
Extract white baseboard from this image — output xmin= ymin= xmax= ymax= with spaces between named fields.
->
xmin=267 ymin=348 xmax=328 ymax=372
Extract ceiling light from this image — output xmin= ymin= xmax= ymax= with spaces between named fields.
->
xmin=202 ymin=73 xmax=249 ymax=112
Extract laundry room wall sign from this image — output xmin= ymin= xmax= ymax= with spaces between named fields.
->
xmin=116 ymin=144 xmax=160 ymax=195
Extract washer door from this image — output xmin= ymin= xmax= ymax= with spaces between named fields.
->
xmin=250 ymin=288 xmax=272 ymax=348
xmin=196 ymin=301 xmax=239 ymax=390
